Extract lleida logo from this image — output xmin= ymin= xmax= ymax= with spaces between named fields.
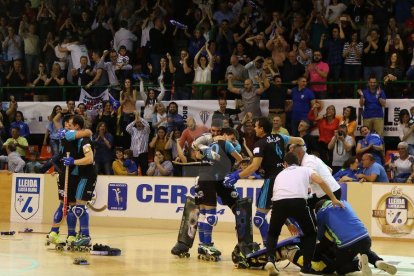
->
xmin=108 ymin=183 xmax=128 ymax=211
xmin=199 ymin=111 xmax=210 ymax=125
xmin=15 ymin=177 xmax=40 ymax=220
xmin=372 ymin=186 xmax=414 ymax=236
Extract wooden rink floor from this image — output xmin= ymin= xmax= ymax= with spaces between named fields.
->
xmin=1 ymin=222 xmax=414 ymax=276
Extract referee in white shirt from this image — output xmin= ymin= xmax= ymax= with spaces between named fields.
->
xmin=265 ymin=152 xmax=344 ymax=276
xmin=292 ymin=144 xmax=342 ymax=210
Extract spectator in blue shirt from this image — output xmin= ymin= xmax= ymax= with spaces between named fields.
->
xmin=356 ymin=125 xmax=384 ymax=164
xmin=289 ymin=76 xmax=316 ymax=136
xmin=358 ymin=76 xmax=386 ymax=136
xmin=356 ymin=153 xmax=389 ymax=182
xmin=333 ymin=156 xmax=362 ymax=182
xmin=10 ymin=111 xmax=30 ymax=138
xmin=166 ymin=102 xmax=185 ymax=133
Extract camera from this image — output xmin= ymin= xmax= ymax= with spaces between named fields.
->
xmin=338 ymin=130 xmax=345 ymax=137
xmin=408 ymin=116 xmax=414 ymax=127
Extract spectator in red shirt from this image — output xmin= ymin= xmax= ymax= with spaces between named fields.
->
xmin=179 ymin=116 xmax=208 ymax=151
xmin=308 ymin=104 xmax=340 ymax=164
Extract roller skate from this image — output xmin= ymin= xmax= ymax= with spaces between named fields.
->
xmin=70 ymin=235 xmax=92 ymax=252
xmin=45 ymin=231 xmax=66 ymax=251
xmin=171 ymin=242 xmax=190 ymax=258
xmin=66 ymin=235 xmax=78 ymax=252
xmin=197 ymin=243 xmax=221 ymax=262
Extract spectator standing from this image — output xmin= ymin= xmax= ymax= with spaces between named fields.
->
xmin=358 ymin=76 xmax=386 ymax=136
xmin=211 ymin=98 xmax=240 ymax=127
xmin=2 ymin=26 xmax=23 ymax=64
xmin=383 ymin=52 xmax=404 ymax=99
xmin=18 ymin=22 xmax=40 ymax=81
xmin=94 ymin=100 xmax=117 ymax=138
xmin=31 ymin=62 xmax=48 ymax=101
xmin=5 ymin=60 xmax=27 ymax=101
xmin=86 ymin=49 xmax=109 ymax=94
xmin=290 ymin=76 xmax=316 ymax=136
xmin=328 ymin=124 xmax=355 ymax=173
xmin=225 ymin=55 xmax=247 ymax=82
xmin=167 ymin=50 xmax=193 ymax=100
xmin=10 ymin=111 xmax=30 ymax=139
xmin=71 ymin=56 xmax=93 ymax=88
xmin=342 ymin=31 xmax=363 ymax=98
xmin=193 ymin=43 xmax=213 ymax=99
xmin=149 ymin=17 xmax=167 ymax=74
xmin=139 ymin=78 xmax=165 ymax=127
xmin=227 ymin=74 xmax=265 ymax=119
xmin=179 ymin=116 xmax=208 ymax=151
xmin=362 ymin=29 xmax=385 ymax=80
xmin=306 ymin=50 xmax=329 ymax=99
xmin=296 ymin=39 xmax=313 ymax=67
xmin=360 ymin=14 xmax=378 ymax=42
xmin=264 ymin=75 xmax=288 ymax=126
xmin=93 ymin=122 xmax=114 ymax=175
xmin=280 ymin=51 xmax=305 ymax=87
xmin=119 ymin=78 xmax=138 ymax=145
xmin=113 ymin=20 xmax=137 ymax=53
xmin=166 ymin=102 xmax=185 ymax=133
xmin=338 ymin=106 xmax=357 ymax=141
xmin=152 ymin=102 xmax=168 ymax=130
xmin=398 ymin=109 xmax=414 ymax=155
xmin=44 ymin=63 xmax=65 ymax=101
xmin=126 ymin=112 xmax=150 ymax=176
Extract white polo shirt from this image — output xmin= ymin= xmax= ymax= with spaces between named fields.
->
xmin=272 ymin=165 xmax=315 ymax=201
xmin=301 ymin=153 xmax=340 ymax=198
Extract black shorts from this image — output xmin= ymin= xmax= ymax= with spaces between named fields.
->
xmin=75 ymin=176 xmax=97 ymax=201
xmin=58 ymin=173 xmax=79 ymax=203
xmin=256 ymin=178 xmax=275 ymax=210
xmin=194 ymin=179 xmax=239 ymax=208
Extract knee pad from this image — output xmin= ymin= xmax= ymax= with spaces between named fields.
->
xmin=206 ymin=214 xmax=218 ymax=226
xmin=73 ymin=205 xmax=87 ymax=218
xmin=253 ymin=215 xmax=265 ymax=228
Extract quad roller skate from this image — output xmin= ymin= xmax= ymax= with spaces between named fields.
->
xmin=66 ymin=235 xmax=78 ymax=251
xmin=171 ymin=242 xmax=191 ymax=258
xmin=45 ymin=232 xmax=66 ymax=251
xmin=70 ymin=235 xmax=92 ymax=252
xmin=197 ymin=243 xmax=221 ymax=262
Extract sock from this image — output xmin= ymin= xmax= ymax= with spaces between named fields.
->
xmin=204 ymin=209 xmax=217 ymax=245
xmin=67 ymin=205 xmax=77 ymax=237
xmin=198 ymin=209 xmax=206 ymax=244
xmin=74 ymin=205 xmax=89 ymax=236
xmin=254 ymin=210 xmax=269 ymax=246
xmin=50 ymin=202 xmax=63 ymax=233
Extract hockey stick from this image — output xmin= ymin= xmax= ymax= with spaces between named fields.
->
xmin=63 ymin=152 xmax=70 ymax=218
xmin=86 ymin=202 xmax=107 ymax=212
xmin=172 ymin=161 xmax=213 ymax=166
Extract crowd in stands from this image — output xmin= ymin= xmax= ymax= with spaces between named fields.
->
xmin=0 ymin=0 xmax=414 ymax=183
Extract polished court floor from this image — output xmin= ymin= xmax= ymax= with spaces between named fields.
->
xmin=0 ymin=222 xmax=413 ymax=276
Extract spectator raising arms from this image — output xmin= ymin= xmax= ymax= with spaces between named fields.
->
xmin=139 ymin=78 xmax=165 ymax=126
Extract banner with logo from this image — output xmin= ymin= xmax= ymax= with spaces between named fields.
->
xmin=371 ymin=184 xmax=414 ymax=239
xmin=10 ymin=174 xmax=44 ymax=223
xmin=14 ymin=99 xmax=413 ymax=135
xmin=89 ymin=176 xmax=264 ymax=222
xmin=78 ymin=88 xmax=109 ymax=111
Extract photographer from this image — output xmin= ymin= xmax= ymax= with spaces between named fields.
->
xmin=328 ymin=124 xmax=355 ymax=174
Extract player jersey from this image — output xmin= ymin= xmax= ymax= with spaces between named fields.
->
xmin=253 ymin=134 xmax=290 ymax=179
xmin=199 ymin=139 xmax=237 ymax=181
xmin=57 ymin=130 xmax=79 ymax=175
xmin=75 ymin=137 xmax=97 ymax=179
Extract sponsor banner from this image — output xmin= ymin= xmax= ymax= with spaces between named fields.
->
xmin=90 ymin=176 xmax=264 ymax=222
xmin=10 ymin=174 xmax=44 ymax=223
xmin=14 ymin=99 xmax=412 ymax=135
xmin=371 ymin=185 xmax=414 ymax=239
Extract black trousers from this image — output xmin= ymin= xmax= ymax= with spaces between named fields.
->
xmin=133 ymin=152 xmax=148 ymax=176
xmin=267 ymin=198 xmax=317 ymax=269
xmin=335 ymin=236 xmax=382 ymax=275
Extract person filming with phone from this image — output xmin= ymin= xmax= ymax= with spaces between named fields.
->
xmin=358 ymin=76 xmax=386 ymax=137
xmin=328 ymin=124 xmax=355 ymax=174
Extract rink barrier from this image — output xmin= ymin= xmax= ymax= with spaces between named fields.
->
xmin=1 ymin=173 xmax=413 ymax=240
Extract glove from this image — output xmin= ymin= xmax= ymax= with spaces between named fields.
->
xmin=57 ymin=128 xmax=67 ymax=140
xmin=63 ymin=157 xmax=75 ymax=166
xmin=223 ymin=171 xmax=240 ymax=188
xmin=204 ymin=148 xmax=221 ymax=161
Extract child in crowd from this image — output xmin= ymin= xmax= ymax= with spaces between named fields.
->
xmin=25 ymin=150 xmax=42 ymax=173
xmin=123 ymin=149 xmax=138 ymax=175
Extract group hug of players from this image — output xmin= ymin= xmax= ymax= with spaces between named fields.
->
xmin=171 ymin=117 xmax=398 ymax=276
xmin=45 ymin=113 xmax=97 ymax=251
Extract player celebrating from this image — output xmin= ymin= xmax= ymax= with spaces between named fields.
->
xmin=46 ymin=114 xmax=93 ymax=247
xmin=224 ymin=117 xmax=305 ymax=246
xmin=62 ymin=115 xmax=97 ymax=249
